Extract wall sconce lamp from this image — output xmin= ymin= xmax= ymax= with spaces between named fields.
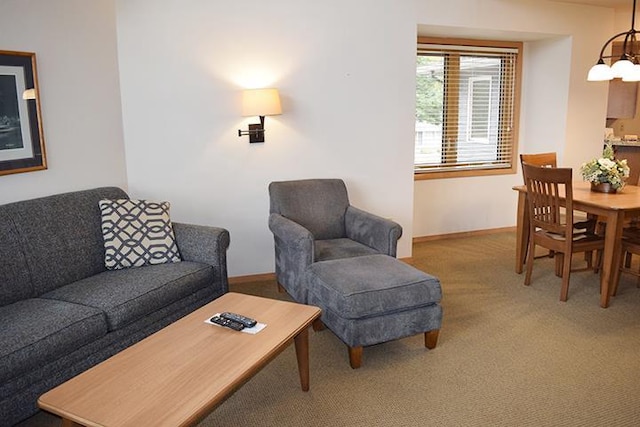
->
xmin=237 ymin=88 xmax=282 ymax=143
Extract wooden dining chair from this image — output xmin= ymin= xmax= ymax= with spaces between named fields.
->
xmin=612 ymin=227 xmax=640 ymax=295
xmin=520 ymin=152 xmax=557 ymax=168
xmin=522 ymin=163 xmax=605 ymax=301
xmin=520 ymin=153 xmax=558 ymax=260
xmin=607 ymin=172 xmax=640 ymax=297
xmin=520 ymin=151 xmax=604 ymax=265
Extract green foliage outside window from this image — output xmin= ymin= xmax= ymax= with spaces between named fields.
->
xmin=415 ymin=55 xmax=443 ymax=125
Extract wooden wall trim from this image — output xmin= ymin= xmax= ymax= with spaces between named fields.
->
xmin=412 ymin=226 xmax=516 ymax=243
xmin=227 ymin=227 xmax=515 ymax=283
xmin=228 ymin=272 xmax=276 ymax=285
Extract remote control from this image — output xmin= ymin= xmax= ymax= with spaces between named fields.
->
xmin=210 ymin=315 xmax=244 ymax=331
xmin=220 ymin=312 xmax=257 ymax=328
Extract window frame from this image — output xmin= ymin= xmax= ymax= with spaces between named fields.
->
xmin=414 ymin=37 xmax=523 ymax=181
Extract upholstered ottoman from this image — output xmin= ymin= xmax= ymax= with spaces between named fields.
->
xmin=305 ymin=254 xmax=442 ymax=368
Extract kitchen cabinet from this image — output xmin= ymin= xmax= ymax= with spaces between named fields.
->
xmin=613 ymin=142 xmax=640 ymax=184
xmin=606 ymin=41 xmax=639 ymax=119
xmin=607 ymin=79 xmax=637 ymax=119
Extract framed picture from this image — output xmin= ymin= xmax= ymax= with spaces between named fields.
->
xmin=0 ymin=50 xmax=46 ymax=176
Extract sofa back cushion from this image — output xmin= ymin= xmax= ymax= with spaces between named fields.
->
xmin=5 ymin=187 xmax=128 ymax=296
xmin=269 ymin=179 xmax=350 ymax=240
xmin=0 ymin=209 xmax=33 ymax=306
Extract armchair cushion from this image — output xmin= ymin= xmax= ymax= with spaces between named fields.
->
xmin=315 ymin=238 xmax=378 ymax=262
xmin=269 ymin=179 xmax=349 ymax=239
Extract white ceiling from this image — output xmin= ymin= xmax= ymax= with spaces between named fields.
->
xmin=549 ymin=0 xmax=631 ymax=7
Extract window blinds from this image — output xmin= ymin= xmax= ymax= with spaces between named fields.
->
xmin=415 ymin=42 xmax=520 ymax=173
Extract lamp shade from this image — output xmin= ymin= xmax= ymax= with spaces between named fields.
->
xmin=241 ymin=88 xmax=282 ymax=117
xmin=623 ymin=64 xmax=640 ymax=81
xmin=611 ymin=59 xmax=635 ymax=78
xmin=587 ymin=62 xmax=613 ymax=81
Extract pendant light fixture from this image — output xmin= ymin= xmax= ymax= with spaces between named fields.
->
xmin=587 ymin=0 xmax=640 ymax=82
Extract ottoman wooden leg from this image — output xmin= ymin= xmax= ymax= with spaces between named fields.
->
xmin=348 ymin=346 xmax=363 ymax=369
xmin=276 ymin=281 xmax=285 ymax=293
xmin=425 ymin=329 xmax=439 ymax=349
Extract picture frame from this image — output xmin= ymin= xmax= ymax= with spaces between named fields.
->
xmin=0 ymin=50 xmax=46 ymax=176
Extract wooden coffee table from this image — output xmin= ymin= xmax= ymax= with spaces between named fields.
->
xmin=38 ymin=292 xmax=321 ymax=427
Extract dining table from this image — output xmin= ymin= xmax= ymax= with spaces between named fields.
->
xmin=513 ymin=181 xmax=640 ymax=308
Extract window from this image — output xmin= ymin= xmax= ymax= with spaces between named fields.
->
xmin=415 ymin=38 xmax=522 ymax=179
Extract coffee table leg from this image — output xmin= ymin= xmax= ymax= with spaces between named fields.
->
xmin=294 ymin=327 xmax=310 ymax=391
xmin=61 ymin=418 xmax=84 ymax=427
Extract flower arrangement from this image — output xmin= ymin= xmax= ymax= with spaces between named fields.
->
xmin=580 ymin=144 xmax=630 ymax=190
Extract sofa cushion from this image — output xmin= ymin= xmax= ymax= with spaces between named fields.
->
xmin=0 ymin=210 xmax=33 ymax=306
xmin=305 ymin=254 xmax=442 ymax=319
xmin=0 ymin=298 xmax=107 ymax=383
xmin=3 ymin=187 xmax=128 ymax=296
xmin=43 ymin=261 xmax=214 ymax=331
xmin=99 ymin=199 xmax=182 ymax=270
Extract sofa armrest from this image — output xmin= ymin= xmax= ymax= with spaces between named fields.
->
xmin=345 ymin=206 xmax=403 ymax=257
xmin=172 ymin=222 xmax=230 ymax=292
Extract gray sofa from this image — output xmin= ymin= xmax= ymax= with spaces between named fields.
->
xmin=0 ymin=187 xmax=230 ymax=426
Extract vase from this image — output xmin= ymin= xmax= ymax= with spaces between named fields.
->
xmin=590 ymin=182 xmax=617 ymax=193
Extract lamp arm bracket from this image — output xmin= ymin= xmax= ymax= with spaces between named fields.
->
xmin=238 ymin=129 xmax=266 ymax=136
xmin=238 ymin=115 xmax=268 ymax=143
xmin=598 ymin=30 xmax=639 ymax=59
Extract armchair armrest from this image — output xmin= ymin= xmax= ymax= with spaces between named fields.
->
xmin=268 ymin=213 xmax=315 ymax=302
xmin=268 ymin=213 xmax=314 ymax=261
xmin=172 ymin=222 xmax=230 ymax=292
xmin=345 ymin=206 xmax=403 ymax=257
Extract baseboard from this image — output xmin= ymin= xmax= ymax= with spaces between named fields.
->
xmin=228 ymin=227 xmax=516 ymax=283
xmin=412 ymin=226 xmax=516 ymax=243
xmin=228 ymin=272 xmax=276 ymax=285
xmin=398 ymin=256 xmax=414 ymax=264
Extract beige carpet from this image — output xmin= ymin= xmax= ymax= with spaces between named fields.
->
xmin=19 ymin=232 xmax=640 ymax=426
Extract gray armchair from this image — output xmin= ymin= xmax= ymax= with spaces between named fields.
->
xmin=268 ymin=179 xmax=402 ymax=303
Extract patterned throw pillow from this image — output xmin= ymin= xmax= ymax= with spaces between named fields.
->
xmin=99 ymin=199 xmax=182 ymax=270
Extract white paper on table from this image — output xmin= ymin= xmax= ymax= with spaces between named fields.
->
xmin=204 ymin=313 xmax=267 ymax=334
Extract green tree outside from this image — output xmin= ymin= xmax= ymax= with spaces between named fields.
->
xmin=416 ymin=55 xmax=444 ymax=125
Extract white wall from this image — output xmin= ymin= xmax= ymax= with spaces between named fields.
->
xmin=0 ymin=0 xmax=617 ymax=278
xmin=0 ymin=0 xmax=127 ymax=204
xmin=116 ymin=0 xmax=417 ymax=276
xmin=413 ymin=0 xmax=613 ymax=238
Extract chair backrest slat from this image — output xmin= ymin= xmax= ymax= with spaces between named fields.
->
xmin=522 ymin=162 xmax=573 ymax=239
